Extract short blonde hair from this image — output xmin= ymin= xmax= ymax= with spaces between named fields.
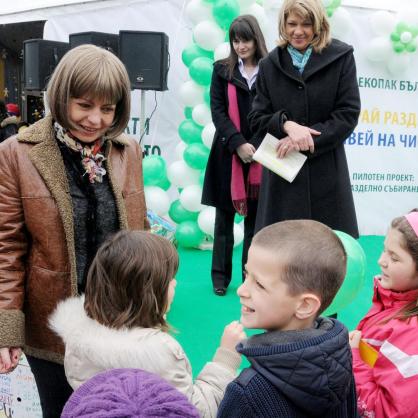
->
xmin=46 ymin=44 xmax=131 ymax=139
xmin=277 ymin=0 xmax=331 ymax=52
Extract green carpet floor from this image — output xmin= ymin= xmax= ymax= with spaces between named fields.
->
xmin=167 ymin=236 xmax=383 ymax=377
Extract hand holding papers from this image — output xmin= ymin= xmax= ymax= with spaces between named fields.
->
xmin=252 ymin=133 xmax=307 ymax=183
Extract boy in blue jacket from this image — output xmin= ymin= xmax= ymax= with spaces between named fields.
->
xmin=218 ymin=220 xmax=358 ymax=418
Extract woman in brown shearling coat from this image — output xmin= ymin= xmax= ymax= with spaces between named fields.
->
xmin=0 ymin=45 xmax=148 ymax=417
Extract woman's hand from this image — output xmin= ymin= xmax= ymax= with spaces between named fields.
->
xmin=0 ymin=347 xmax=22 ymax=373
xmin=236 ymin=143 xmax=256 ymax=164
xmin=276 ymin=136 xmax=299 ymax=159
xmin=349 ymin=330 xmax=362 ymax=349
xmin=283 ymin=121 xmax=320 ymax=153
xmin=220 ymin=320 xmax=247 ymax=352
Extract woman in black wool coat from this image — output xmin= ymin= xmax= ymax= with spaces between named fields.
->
xmin=249 ymin=0 xmax=361 ymax=238
xmin=202 ymin=15 xmax=267 ymax=296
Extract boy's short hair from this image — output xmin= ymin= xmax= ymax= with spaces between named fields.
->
xmin=46 ymin=44 xmax=131 ymax=139
xmin=252 ymin=220 xmax=347 ymax=315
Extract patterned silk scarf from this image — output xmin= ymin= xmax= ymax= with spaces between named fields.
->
xmin=54 ymin=122 xmax=107 ymax=183
xmin=287 ymin=45 xmax=313 ymax=74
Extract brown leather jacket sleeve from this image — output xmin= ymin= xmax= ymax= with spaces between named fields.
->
xmin=0 ymin=139 xmax=26 ymax=348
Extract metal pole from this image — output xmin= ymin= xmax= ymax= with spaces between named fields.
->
xmin=139 ymin=89 xmax=146 ymax=143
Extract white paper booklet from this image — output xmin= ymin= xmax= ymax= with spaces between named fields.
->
xmin=253 ymin=133 xmax=307 ymax=183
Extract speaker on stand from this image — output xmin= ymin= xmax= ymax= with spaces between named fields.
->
xmin=69 ymin=32 xmax=119 ymax=55
xmin=23 ymin=39 xmax=70 ymax=124
xmin=119 ymin=31 xmax=169 ymax=141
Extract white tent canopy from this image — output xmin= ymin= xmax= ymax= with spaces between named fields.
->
xmin=0 ymin=0 xmax=415 ymax=24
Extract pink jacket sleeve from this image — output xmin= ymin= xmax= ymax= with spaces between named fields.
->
xmin=353 ymin=329 xmax=418 ymax=418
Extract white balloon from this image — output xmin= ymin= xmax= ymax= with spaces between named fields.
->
xmin=192 ymin=103 xmax=212 ymax=126
xmin=330 ymin=8 xmax=352 ymax=40
xmin=242 ymin=4 xmax=267 ymax=29
xmin=214 ymin=42 xmax=231 ymax=61
xmin=167 ymin=160 xmax=200 ymax=188
xmin=239 ymin=0 xmax=255 ymax=7
xmin=180 ymin=185 xmax=203 ymax=212
xmin=387 ymin=53 xmax=411 ymax=76
xmin=197 ymin=206 xmax=216 ymax=236
xmin=202 ymin=122 xmax=216 ymax=148
xmin=400 ymin=31 xmax=413 ymax=44
xmin=144 ymin=186 xmax=170 ymax=216
xmin=175 ymin=141 xmax=187 ymax=159
xmin=193 ymin=20 xmax=225 ymax=51
xmin=370 ymin=10 xmax=397 ymax=36
xmin=179 ymin=80 xmax=204 ymax=107
xmin=365 ymin=37 xmax=392 ymax=63
xmin=233 ymin=223 xmax=244 ymax=247
xmin=185 ymin=0 xmax=213 ymax=25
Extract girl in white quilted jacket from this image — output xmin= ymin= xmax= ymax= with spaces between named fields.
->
xmin=49 ymin=230 xmax=245 ymax=418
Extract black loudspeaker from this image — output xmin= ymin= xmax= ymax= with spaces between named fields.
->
xmin=69 ymin=31 xmax=119 ymax=55
xmin=23 ymin=39 xmax=70 ymax=91
xmin=119 ymin=31 xmax=169 ymax=91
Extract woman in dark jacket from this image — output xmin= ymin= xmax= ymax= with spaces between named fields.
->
xmin=249 ymin=0 xmax=361 ymax=237
xmin=202 ymin=15 xmax=267 ymax=296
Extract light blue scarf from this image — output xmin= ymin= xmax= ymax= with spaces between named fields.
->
xmin=287 ymin=45 xmax=313 ymax=74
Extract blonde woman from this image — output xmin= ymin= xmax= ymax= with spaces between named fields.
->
xmin=249 ymin=0 xmax=360 ymax=237
xmin=0 ymin=45 xmax=148 ymax=417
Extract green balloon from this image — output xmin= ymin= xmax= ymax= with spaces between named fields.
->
xmin=390 ymin=32 xmax=400 ymax=42
xmin=411 ymin=26 xmax=418 ymax=37
xmin=175 ymin=220 xmax=204 ymax=248
xmin=184 ymin=106 xmax=193 ymax=119
xmin=189 ymin=57 xmax=214 ymax=86
xmin=183 ymin=143 xmax=210 ymax=170
xmin=202 ymin=0 xmax=216 ymax=3
xmin=213 ymin=0 xmax=240 ymax=30
xmin=406 ymin=42 xmax=417 ymax=53
xmin=199 ymin=169 xmax=206 ymax=186
xmin=182 ymin=43 xmax=214 ymax=68
xmin=323 ymin=231 xmax=366 ymax=316
xmin=203 ymin=85 xmax=211 ymax=106
xmin=142 ymin=155 xmax=166 ymax=186
xmin=178 ymin=119 xmax=203 ymax=144
xmin=326 ymin=7 xmax=334 ymax=17
xmin=169 ymin=200 xmax=198 ymax=223
xmin=234 ymin=214 xmax=244 ymax=223
xmin=157 ymin=175 xmax=171 ymax=191
xmin=393 ymin=41 xmax=406 ymax=53
xmin=396 ymin=21 xmax=409 ymax=34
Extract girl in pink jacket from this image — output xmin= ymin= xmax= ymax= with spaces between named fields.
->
xmin=350 ymin=209 xmax=418 ymax=418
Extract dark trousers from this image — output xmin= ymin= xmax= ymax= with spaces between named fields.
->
xmin=211 ymin=200 xmax=257 ymax=289
xmin=27 ymin=355 xmax=73 ymax=418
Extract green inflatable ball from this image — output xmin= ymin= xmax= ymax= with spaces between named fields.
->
xmin=184 ymin=107 xmax=193 ymax=119
xmin=189 ymin=57 xmax=214 ymax=86
xmin=323 ymin=231 xmax=366 ymax=316
xmin=169 ymin=200 xmax=199 ymax=223
xmin=184 ymin=143 xmax=210 ymax=170
xmin=178 ymin=119 xmax=203 ymax=144
xmin=182 ymin=43 xmax=214 ymax=68
xmin=142 ymin=155 xmax=167 ymax=186
xmin=175 ymin=220 xmax=204 ymax=248
xmin=213 ymin=0 xmax=240 ymax=30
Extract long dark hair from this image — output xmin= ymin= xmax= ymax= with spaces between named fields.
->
xmin=222 ymin=14 xmax=268 ymax=79
xmin=0 ymin=100 xmax=7 ymax=122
